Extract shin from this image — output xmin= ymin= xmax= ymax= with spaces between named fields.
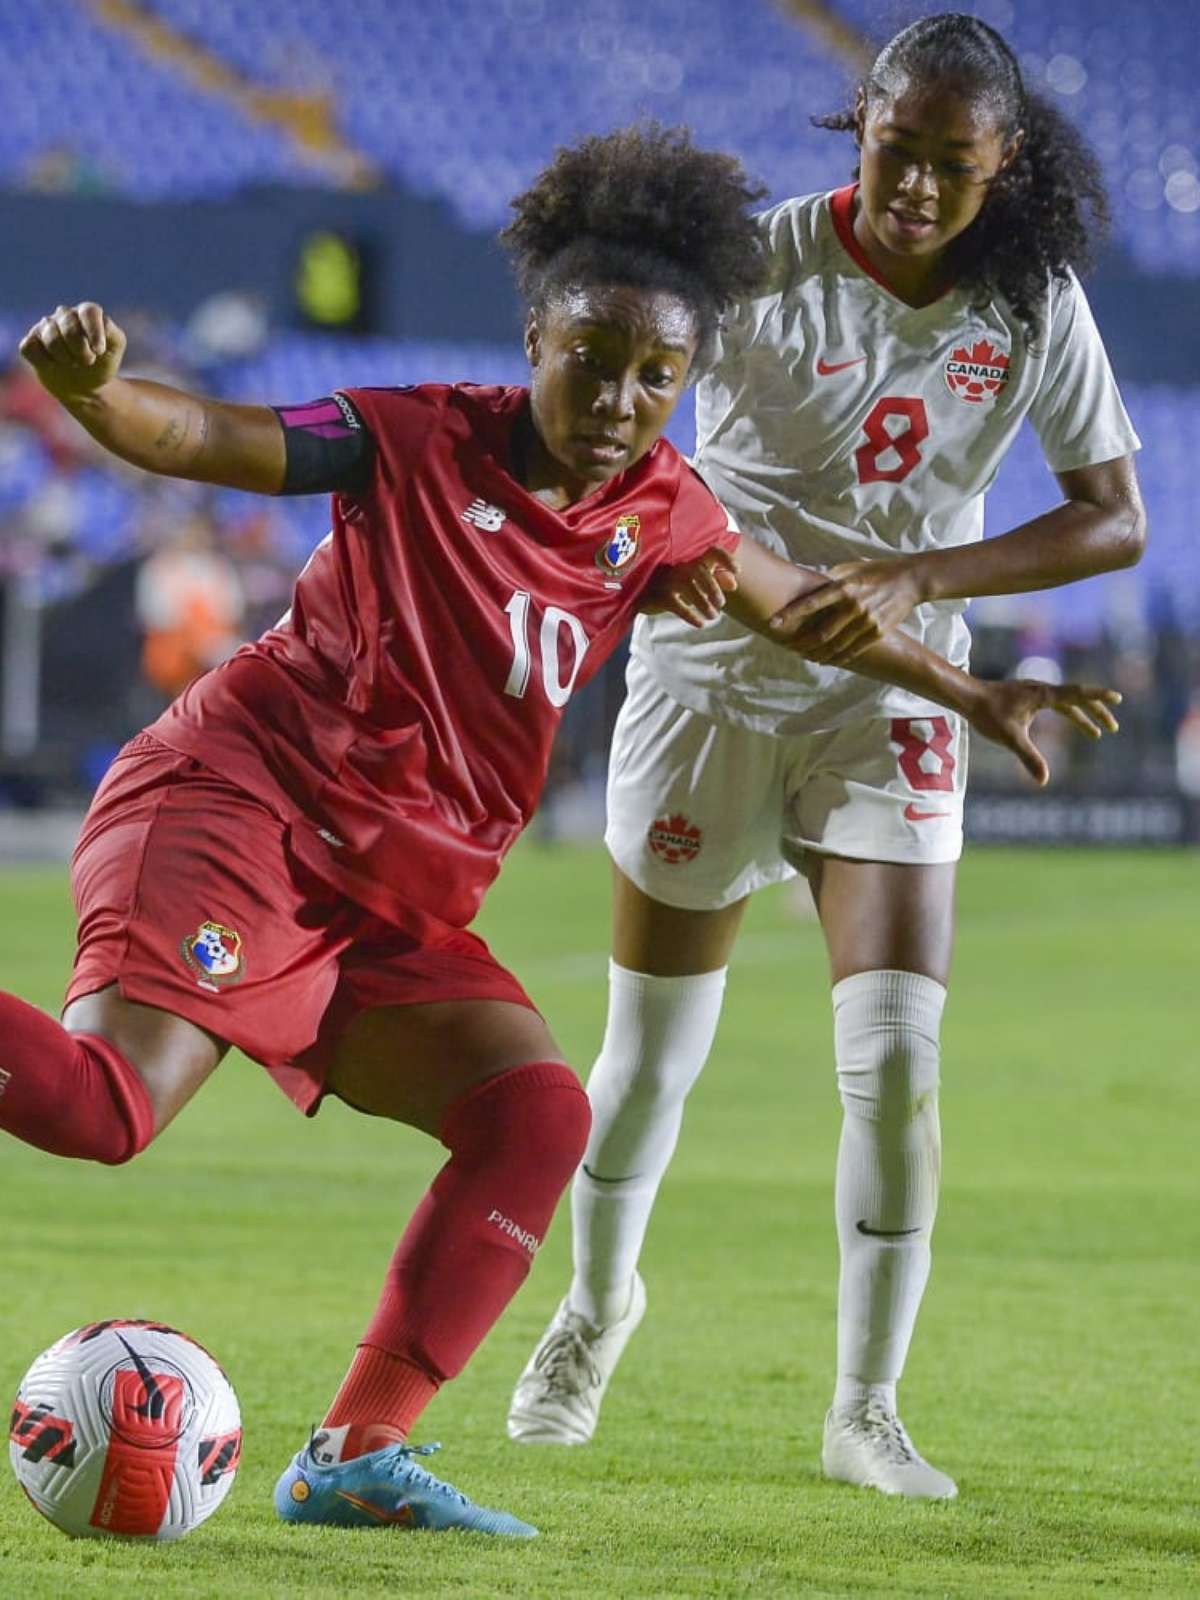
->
xmin=323 ymin=1061 xmax=590 ymax=1450
xmin=569 ymin=960 xmax=727 ymax=1327
xmin=832 ymin=969 xmax=945 ymax=1410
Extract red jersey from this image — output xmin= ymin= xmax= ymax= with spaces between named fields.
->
xmin=151 ymin=384 xmax=739 ymax=930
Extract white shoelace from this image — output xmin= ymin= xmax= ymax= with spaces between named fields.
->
xmin=532 ymin=1323 xmax=602 ymax=1397
xmin=851 ymin=1403 xmax=919 ymax=1466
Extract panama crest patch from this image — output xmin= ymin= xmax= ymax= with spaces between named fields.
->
xmin=180 ymin=920 xmax=245 ymax=990
xmin=944 ymin=337 xmax=1010 ymax=403
xmin=596 ymin=514 xmax=641 ymax=575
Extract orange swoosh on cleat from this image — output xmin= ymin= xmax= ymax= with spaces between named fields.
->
xmin=335 ymin=1489 xmax=416 ymax=1524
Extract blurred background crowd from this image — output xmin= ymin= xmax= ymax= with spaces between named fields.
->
xmin=1 ymin=0 xmax=1197 ymax=843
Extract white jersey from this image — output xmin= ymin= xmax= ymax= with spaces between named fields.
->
xmin=634 ymin=185 xmax=1142 ymax=736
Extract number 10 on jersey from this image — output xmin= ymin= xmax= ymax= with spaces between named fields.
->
xmin=503 ymin=590 xmax=590 ymax=708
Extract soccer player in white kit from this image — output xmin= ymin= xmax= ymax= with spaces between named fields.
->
xmin=509 ymin=15 xmax=1146 ymax=1498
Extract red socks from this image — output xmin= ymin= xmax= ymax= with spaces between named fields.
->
xmin=320 ymin=1351 xmax=436 ymax=1459
xmin=322 ymin=1060 xmax=590 ymax=1449
xmin=0 ymin=992 xmax=155 ymax=1164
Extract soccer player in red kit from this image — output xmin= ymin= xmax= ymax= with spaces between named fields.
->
xmin=5 ymin=124 xmax=1118 ymax=1536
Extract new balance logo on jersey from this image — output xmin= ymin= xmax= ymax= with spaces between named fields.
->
xmin=462 ymin=499 xmax=506 ymax=532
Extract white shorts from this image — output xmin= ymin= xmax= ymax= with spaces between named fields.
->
xmin=605 ymin=655 xmax=967 ymax=911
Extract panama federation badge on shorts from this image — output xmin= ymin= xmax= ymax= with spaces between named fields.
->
xmin=180 ymin=919 xmax=245 ymax=991
xmin=596 ymin=514 xmax=641 ymax=576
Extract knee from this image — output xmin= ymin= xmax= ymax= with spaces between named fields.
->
xmin=441 ymin=1061 xmax=591 ymax=1189
xmin=590 ymin=1058 xmax=690 ymax=1128
xmin=588 ymin=1028 xmax=709 ymax=1127
xmin=68 ymin=1032 xmax=157 ymax=1165
xmin=833 ymin=970 xmax=945 ymax=1124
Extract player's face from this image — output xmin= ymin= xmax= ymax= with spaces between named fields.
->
xmin=854 ymin=78 xmax=1022 ymax=285
xmin=524 ymin=286 xmax=698 ymax=499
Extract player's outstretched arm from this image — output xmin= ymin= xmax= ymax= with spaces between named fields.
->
xmin=19 ymin=302 xmax=285 ymax=494
xmin=763 ymin=456 xmax=1147 ymax=666
xmin=660 ymin=538 xmax=1119 ymax=782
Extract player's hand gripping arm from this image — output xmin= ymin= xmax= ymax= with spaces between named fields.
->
xmin=764 ymin=455 xmax=1147 ymax=666
xmin=655 ymin=539 xmax=1120 ymax=786
xmin=19 ymin=303 xmax=286 ymax=493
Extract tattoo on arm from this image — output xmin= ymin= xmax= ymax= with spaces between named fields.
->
xmin=151 ymin=403 xmax=213 ymax=471
xmin=153 ymin=414 xmax=188 ymax=454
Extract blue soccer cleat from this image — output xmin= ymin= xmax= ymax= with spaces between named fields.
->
xmin=274 ymin=1434 xmax=538 ymax=1537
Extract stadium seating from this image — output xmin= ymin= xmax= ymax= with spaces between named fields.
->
xmin=0 ymin=1 xmax=1193 ymax=271
xmin=0 ymin=0 xmax=309 ymax=198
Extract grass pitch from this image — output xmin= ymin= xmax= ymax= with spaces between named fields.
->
xmin=0 ymin=845 xmax=1197 ymax=1597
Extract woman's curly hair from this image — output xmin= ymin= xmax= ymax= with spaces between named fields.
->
xmin=501 ymin=122 xmax=768 ymax=371
xmin=814 ymin=12 xmax=1109 ymax=342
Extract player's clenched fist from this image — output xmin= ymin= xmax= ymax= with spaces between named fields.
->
xmin=19 ymin=302 xmax=127 ymax=403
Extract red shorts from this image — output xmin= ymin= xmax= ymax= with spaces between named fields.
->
xmin=68 ymin=734 xmax=534 ymax=1115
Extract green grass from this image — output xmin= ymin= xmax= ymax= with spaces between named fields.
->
xmin=1 ymin=846 xmax=1198 ymax=1597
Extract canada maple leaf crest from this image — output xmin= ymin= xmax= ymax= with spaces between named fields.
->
xmin=944 ymin=336 xmax=1010 ymax=403
xmin=646 ymin=812 xmax=703 ymax=864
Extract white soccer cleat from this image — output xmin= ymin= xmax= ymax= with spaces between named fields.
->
xmin=506 ymin=1274 xmax=647 ymax=1446
xmin=822 ymin=1401 xmax=958 ymax=1499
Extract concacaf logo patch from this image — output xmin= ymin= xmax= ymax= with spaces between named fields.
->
xmin=596 ymin=514 xmax=641 ymax=575
xmin=647 ymin=813 xmax=703 ymax=865
xmin=180 ymin=920 xmax=245 ymax=990
xmin=944 ymin=337 xmax=1010 ymax=403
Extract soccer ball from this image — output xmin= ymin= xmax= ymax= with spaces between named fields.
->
xmin=9 ymin=1319 xmax=241 ymax=1541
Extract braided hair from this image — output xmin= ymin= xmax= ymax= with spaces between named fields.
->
xmin=815 ymin=12 xmax=1110 ymax=339
xmin=501 ymin=122 xmax=767 ymax=371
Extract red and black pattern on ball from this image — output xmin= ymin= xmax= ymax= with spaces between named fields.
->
xmin=198 ymin=1428 xmax=242 ymax=1487
xmin=67 ymin=1318 xmax=179 ymax=1347
xmin=9 ymin=1399 xmax=77 ymax=1468
xmin=67 ymin=1318 xmax=234 ymax=1380
xmin=89 ymin=1365 xmax=188 ymax=1536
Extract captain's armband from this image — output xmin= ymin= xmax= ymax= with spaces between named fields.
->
xmin=272 ymin=394 xmax=374 ymax=496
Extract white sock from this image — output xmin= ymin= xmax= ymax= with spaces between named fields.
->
xmin=831 ymin=968 xmax=946 ymax=1414
xmin=569 ymin=960 xmax=727 ymax=1328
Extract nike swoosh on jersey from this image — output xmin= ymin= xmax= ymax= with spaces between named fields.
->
xmin=856 ymin=1221 xmax=922 ymax=1238
xmin=903 ymin=802 xmax=950 ymax=822
xmin=815 ymin=355 xmax=867 ymax=375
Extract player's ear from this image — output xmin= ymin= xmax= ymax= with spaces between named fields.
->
xmin=524 ymin=310 xmax=542 ymax=369
xmin=997 ymin=125 xmax=1025 ymax=175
